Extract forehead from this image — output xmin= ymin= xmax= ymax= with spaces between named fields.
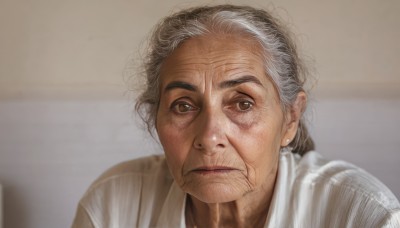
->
xmin=173 ymin=33 xmax=263 ymax=59
xmin=159 ymin=34 xmax=269 ymax=85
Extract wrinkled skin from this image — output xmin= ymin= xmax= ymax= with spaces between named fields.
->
xmin=156 ymin=34 xmax=305 ymax=227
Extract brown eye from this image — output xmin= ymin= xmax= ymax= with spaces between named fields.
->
xmin=237 ymin=100 xmax=253 ymax=111
xmin=171 ymin=101 xmax=197 ymax=113
xmin=178 ymin=103 xmax=192 ymax=112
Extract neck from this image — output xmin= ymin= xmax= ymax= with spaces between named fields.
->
xmin=185 ymin=174 xmax=277 ymax=228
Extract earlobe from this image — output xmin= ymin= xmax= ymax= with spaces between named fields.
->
xmin=281 ymin=92 xmax=307 ymax=147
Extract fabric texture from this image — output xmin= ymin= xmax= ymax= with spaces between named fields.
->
xmin=72 ymin=151 xmax=400 ymax=227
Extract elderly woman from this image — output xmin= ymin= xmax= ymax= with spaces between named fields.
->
xmin=72 ymin=5 xmax=400 ymax=227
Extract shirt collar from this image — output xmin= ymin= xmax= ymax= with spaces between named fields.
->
xmin=156 ymin=181 xmax=187 ymax=227
xmin=264 ymin=151 xmax=298 ymax=227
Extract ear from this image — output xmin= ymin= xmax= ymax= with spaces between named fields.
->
xmin=280 ymin=92 xmax=307 ymax=147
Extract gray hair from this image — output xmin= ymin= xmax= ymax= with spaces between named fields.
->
xmin=135 ymin=4 xmax=314 ymax=155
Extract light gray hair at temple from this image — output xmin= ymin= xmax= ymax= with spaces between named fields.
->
xmin=135 ymin=4 xmax=314 ymax=155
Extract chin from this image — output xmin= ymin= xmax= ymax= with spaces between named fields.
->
xmin=187 ymin=183 xmax=247 ymax=203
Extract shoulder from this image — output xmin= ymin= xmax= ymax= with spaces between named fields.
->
xmin=292 ymin=151 xmax=400 ymax=226
xmin=93 ymin=154 xmax=170 ymax=183
xmin=296 ymin=151 xmax=399 ymax=209
xmin=73 ymin=155 xmax=174 ymax=227
xmin=83 ymin=154 xmax=172 ymax=198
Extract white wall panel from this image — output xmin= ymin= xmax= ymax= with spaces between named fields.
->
xmin=0 ymin=99 xmax=399 ymax=228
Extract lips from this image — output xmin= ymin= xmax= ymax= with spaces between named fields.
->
xmin=191 ymin=166 xmax=237 ymax=174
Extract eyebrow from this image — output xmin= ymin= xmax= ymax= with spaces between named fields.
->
xmin=219 ymin=75 xmax=263 ymax=89
xmin=163 ymin=75 xmax=263 ymax=93
xmin=164 ymin=81 xmax=198 ymax=92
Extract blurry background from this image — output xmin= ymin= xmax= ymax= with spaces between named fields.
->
xmin=0 ymin=0 xmax=399 ymax=227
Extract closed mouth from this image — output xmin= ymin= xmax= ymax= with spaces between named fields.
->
xmin=191 ymin=166 xmax=237 ymax=174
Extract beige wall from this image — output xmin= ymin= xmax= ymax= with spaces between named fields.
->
xmin=1 ymin=0 xmax=399 ymax=99
xmin=1 ymin=1 xmax=399 ymax=228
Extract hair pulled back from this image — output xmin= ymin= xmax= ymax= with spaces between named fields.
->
xmin=135 ymin=5 xmax=314 ymax=155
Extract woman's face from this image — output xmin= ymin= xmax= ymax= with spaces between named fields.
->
xmin=156 ymin=34 xmax=293 ymax=203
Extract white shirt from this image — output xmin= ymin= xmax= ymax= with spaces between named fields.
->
xmin=72 ymin=151 xmax=400 ymax=227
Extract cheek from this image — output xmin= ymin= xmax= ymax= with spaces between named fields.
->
xmin=229 ymin=108 xmax=279 ymax=154
xmin=228 ymin=110 xmax=261 ymax=130
xmin=230 ymin=112 xmax=283 ymax=175
xmin=157 ymin=119 xmax=191 ymax=181
xmin=233 ymin=125 xmax=275 ymax=165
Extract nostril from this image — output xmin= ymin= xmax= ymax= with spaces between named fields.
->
xmin=194 ymin=142 xmax=203 ymax=149
xmin=216 ymin=143 xmax=225 ymax=148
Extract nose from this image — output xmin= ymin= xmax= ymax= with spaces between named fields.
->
xmin=193 ymin=107 xmax=227 ymax=153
